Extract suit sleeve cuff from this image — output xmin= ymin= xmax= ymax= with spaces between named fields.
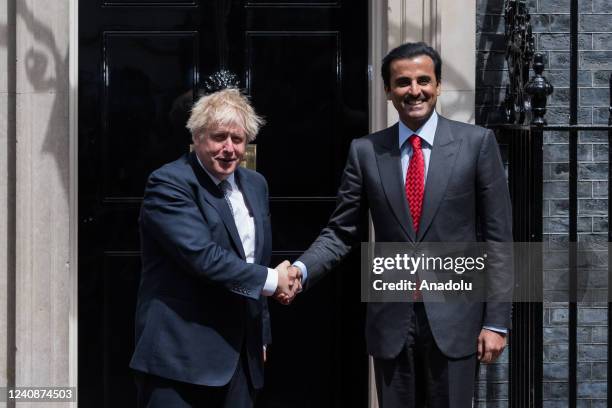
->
xmin=262 ymin=268 xmax=278 ymax=296
xmin=293 ymin=261 xmax=308 ymax=283
xmin=483 ymin=325 xmax=508 ymax=334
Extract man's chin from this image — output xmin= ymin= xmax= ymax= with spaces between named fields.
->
xmin=401 ymin=115 xmax=424 ymax=126
xmin=215 ymin=164 xmax=238 ymax=176
xmin=405 ymin=105 xmax=428 ymax=114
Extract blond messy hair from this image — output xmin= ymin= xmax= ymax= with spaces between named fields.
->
xmin=186 ymin=88 xmax=265 ymax=143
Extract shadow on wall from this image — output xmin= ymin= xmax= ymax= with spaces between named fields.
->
xmin=0 ymin=24 xmax=6 ymax=49
xmin=0 ymin=3 xmax=69 ymax=196
xmin=387 ymin=19 xmax=475 ymax=123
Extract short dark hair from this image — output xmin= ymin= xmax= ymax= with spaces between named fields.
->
xmin=381 ymin=42 xmax=442 ymax=88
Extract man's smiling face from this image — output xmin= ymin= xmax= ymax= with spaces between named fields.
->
xmin=194 ymin=122 xmax=247 ymax=180
xmin=385 ymin=55 xmax=441 ymax=130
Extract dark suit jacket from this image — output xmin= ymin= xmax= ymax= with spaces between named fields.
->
xmin=298 ymin=115 xmax=513 ymax=359
xmin=130 ymin=152 xmax=272 ymax=389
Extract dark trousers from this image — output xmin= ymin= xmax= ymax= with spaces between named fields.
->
xmin=135 ymin=352 xmax=256 ymax=408
xmin=374 ymin=303 xmax=478 ymax=408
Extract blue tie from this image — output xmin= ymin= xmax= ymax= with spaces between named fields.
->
xmin=219 ymin=180 xmax=234 ymax=214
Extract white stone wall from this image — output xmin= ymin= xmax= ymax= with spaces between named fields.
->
xmin=386 ymin=0 xmax=476 ymax=126
xmin=0 ymin=0 xmax=12 ymax=400
xmin=1 ymin=1 xmax=73 ymax=406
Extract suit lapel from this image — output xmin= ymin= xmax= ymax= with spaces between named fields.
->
xmin=417 ymin=117 xmax=462 ymax=241
xmin=235 ymin=168 xmax=264 ymax=264
xmin=375 ymin=124 xmax=416 ymax=241
xmin=189 ymin=153 xmax=247 ymax=260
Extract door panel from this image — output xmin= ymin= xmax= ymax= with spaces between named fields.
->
xmin=270 ymin=200 xmax=337 ymax=250
xmin=104 ymin=1 xmax=197 ymax=5
xmin=103 ymin=32 xmax=198 ymax=198
xmin=102 ymin=255 xmax=142 ymax=401
xmin=248 ymin=32 xmax=343 ymax=197
xmin=247 ymin=1 xmax=339 ymax=5
xmin=79 ymin=1 xmax=368 ymax=406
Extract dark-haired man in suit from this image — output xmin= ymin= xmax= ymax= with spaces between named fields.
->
xmin=130 ymin=88 xmax=301 ymax=408
xmin=290 ymin=42 xmax=513 ymax=407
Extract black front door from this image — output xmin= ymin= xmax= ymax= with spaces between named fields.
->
xmin=79 ymin=1 xmax=368 ymax=406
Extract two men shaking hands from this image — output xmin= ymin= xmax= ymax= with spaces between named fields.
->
xmin=130 ymin=41 xmax=512 ymax=408
xmin=273 ymin=261 xmax=302 ymax=305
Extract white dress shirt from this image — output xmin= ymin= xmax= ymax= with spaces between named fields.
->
xmin=399 ymin=110 xmax=438 ymax=183
xmin=196 ymin=156 xmax=278 ymax=296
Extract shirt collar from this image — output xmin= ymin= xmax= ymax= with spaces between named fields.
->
xmin=195 ymin=153 xmax=237 ymax=189
xmin=398 ymin=110 xmax=438 ymax=149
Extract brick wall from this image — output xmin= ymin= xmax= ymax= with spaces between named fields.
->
xmin=476 ymin=0 xmax=610 ymax=406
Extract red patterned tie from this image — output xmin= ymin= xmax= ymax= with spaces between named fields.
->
xmin=405 ymin=135 xmax=424 ymax=232
xmin=405 ymin=134 xmax=424 ymax=301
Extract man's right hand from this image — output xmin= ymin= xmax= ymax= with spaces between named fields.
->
xmin=274 ymin=261 xmax=302 ymax=305
xmin=477 ymin=329 xmax=507 ymax=363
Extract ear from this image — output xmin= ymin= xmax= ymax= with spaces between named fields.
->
xmin=192 ymin=133 xmax=202 ymax=145
xmin=384 ymin=86 xmax=391 ymax=100
xmin=436 ymin=81 xmax=442 ymax=96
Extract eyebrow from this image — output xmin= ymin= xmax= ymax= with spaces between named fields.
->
xmin=394 ymin=75 xmax=432 ymax=82
xmin=212 ymin=131 xmax=244 ymax=139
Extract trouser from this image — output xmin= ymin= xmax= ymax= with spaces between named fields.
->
xmin=135 ymin=352 xmax=256 ymax=408
xmin=374 ymin=303 xmax=478 ymax=408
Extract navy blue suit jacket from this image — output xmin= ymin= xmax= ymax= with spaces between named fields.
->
xmin=130 ymin=152 xmax=272 ymax=389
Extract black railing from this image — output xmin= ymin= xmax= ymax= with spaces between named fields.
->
xmin=490 ymin=1 xmax=612 ymax=407
xmin=489 ymin=123 xmax=543 ymax=408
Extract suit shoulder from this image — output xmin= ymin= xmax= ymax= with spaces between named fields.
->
xmin=365 ymin=124 xmax=395 ymax=139
xmin=147 ymin=154 xmax=193 ymax=186
xmin=353 ymin=125 xmax=396 ymax=148
xmin=238 ymin=167 xmax=268 ymax=189
xmin=439 ymin=116 xmax=491 ymax=137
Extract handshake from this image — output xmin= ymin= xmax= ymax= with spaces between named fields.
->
xmin=273 ymin=260 xmax=303 ymax=305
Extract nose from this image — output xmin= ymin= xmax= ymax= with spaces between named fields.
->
xmin=221 ymin=137 xmax=234 ymax=153
xmin=407 ymin=80 xmax=421 ymax=96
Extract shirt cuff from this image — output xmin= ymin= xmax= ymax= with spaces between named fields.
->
xmin=293 ymin=261 xmax=308 ymax=283
xmin=483 ymin=325 xmax=508 ymax=334
xmin=262 ymin=268 xmax=278 ymax=296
